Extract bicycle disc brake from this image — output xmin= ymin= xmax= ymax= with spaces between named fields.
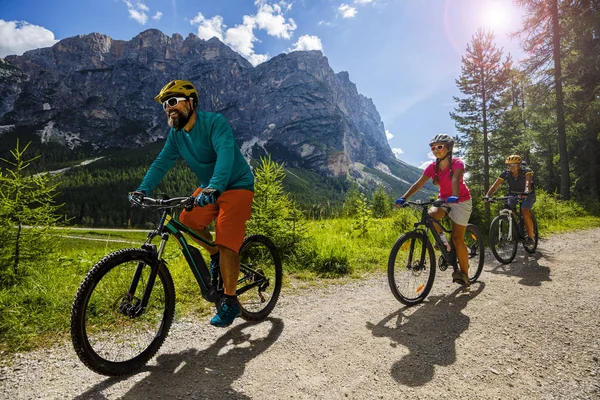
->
xmin=438 ymin=255 xmax=448 ymax=271
xmin=117 ymin=294 xmax=143 ymax=317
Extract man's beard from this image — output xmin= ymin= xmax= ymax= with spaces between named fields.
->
xmin=168 ymin=108 xmax=191 ymax=130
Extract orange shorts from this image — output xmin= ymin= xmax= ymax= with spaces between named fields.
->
xmin=179 ymin=189 xmax=254 ymax=253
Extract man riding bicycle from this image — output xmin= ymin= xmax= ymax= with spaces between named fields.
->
xmin=484 ymin=155 xmax=536 ymax=246
xmin=131 ymin=79 xmax=255 ymax=327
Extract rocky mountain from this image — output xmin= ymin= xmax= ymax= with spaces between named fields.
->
xmin=0 ymin=29 xmax=426 ymax=196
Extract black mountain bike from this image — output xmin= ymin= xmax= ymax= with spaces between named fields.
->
xmin=488 ymin=195 xmax=539 ymax=264
xmin=70 ymin=196 xmax=282 ymax=376
xmin=388 ymin=199 xmax=485 ymax=306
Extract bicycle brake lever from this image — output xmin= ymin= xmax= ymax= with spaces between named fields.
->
xmin=184 ymin=196 xmax=195 ymax=212
xmin=432 ymin=199 xmax=445 ymax=207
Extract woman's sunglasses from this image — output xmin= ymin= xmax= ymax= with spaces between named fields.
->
xmin=430 ymin=144 xmax=445 ymax=151
xmin=162 ymin=97 xmax=188 ymax=111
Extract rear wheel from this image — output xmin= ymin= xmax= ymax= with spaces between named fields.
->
xmin=237 ymin=235 xmax=282 ymax=320
xmin=388 ymin=231 xmax=436 ymax=306
xmin=489 ymin=215 xmax=518 ymax=264
xmin=70 ymin=248 xmax=175 ymax=376
xmin=464 ymin=224 xmax=485 ymax=283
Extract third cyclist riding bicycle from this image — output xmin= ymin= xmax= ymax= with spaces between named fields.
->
xmin=484 ymin=154 xmax=536 ymax=248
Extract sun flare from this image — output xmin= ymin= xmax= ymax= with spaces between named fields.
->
xmin=481 ymin=2 xmax=510 ymax=31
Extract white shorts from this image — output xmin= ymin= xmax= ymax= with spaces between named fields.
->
xmin=438 ymin=198 xmax=473 ymax=226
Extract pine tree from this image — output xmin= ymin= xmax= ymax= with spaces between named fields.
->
xmin=371 ymin=185 xmax=391 ymax=219
xmin=515 ymin=0 xmax=571 ymax=199
xmin=0 ymin=141 xmax=64 ymax=285
xmin=450 ymin=28 xmax=512 ymax=221
xmin=246 ymin=156 xmax=306 ymax=254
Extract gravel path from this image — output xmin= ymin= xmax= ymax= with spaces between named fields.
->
xmin=1 ymin=228 xmax=599 ymax=399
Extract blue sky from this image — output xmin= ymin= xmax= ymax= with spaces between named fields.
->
xmin=0 ymin=0 xmax=524 ymax=168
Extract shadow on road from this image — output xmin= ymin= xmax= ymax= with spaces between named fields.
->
xmin=366 ymin=282 xmax=484 ymax=387
xmin=75 ymin=318 xmax=284 ymax=400
xmin=487 ymin=248 xmax=551 ymax=287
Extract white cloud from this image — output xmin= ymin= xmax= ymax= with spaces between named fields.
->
xmin=190 ymin=1 xmax=297 ymax=66
xmin=153 ymin=12 xmax=163 ymax=21
xmin=392 ymin=148 xmax=404 ymax=159
xmin=289 ymin=35 xmax=323 ymax=52
xmin=418 ymin=153 xmax=437 ymax=169
xmin=191 ymin=13 xmax=225 ymax=41
xmin=124 ymin=0 xmax=149 ymax=25
xmin=0 ymin=20 xmax=58 ymax=58
xmin=354 ymin=0 xmax=373 ymax=4
xmin=225 ymin=17 xmax=257 ymax=57
xmin=339 ymin=4 xmax=357 ymax=18
xmin=385 ymin=130 xmax=393 ymax=140
xmin=254 ymin=2 xmax=297 ymax=39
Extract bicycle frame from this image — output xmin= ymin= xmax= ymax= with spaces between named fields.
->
xmin=127 ymin=198 xmax=220 ymax=316
xmin=126 ymin=195 xmax=272 ymax=315
xmin=492 ymin=196 xmax=526 ymax=242
xmin=410 ymin=201 xmax=458 ymax=268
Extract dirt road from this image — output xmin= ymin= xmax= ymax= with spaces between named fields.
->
xmin=1 ymin=228 xmax=599 ymax=399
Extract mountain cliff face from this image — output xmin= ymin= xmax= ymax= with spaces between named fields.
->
xmin=0 ymin=29 xmax=417 ymax=190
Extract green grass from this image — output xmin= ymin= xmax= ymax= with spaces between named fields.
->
xmin=0 ymin=196 xmax=598 ymax=357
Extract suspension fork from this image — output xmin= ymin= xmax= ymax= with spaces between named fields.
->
xmin=498 ymin=209 xmax=514 ymax=241
xmin=406 ymin=227 xmax=428 ymax=268
xmin=122 ymin=234 xmax=169 ymax=317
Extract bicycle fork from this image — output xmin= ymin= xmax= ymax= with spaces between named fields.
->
xmin=118 ymin=242 xmax=165 ymax=318
xmin=498 ymin=209 xmax=515 ymax=241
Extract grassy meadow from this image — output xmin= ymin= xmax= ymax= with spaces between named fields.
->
xmin=0 ymin=193 xmax=599 ymax=357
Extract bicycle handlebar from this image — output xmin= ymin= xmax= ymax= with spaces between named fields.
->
xmin=485 ymin=195 xmax=528 ymax=203
xmin=130 ymin=195 xmax=195 ymax=209
xmin=400 ymin=198 xmax=449 ymax=208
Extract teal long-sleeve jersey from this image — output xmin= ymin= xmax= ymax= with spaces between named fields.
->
xmin=137 ymin=110 xmax=254 ymax=195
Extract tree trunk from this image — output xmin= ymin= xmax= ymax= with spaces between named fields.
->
xmin=481 ymin=68 xmax=491 ymax=223
xmin=13 ymin=218 xmax=22 ymax=275
xmin=551 ymin=0 xmax=571 ymax=199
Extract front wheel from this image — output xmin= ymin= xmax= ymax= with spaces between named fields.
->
xmin=489 ymin=215 xmax=518 ymax=264
xmin=464 ymin=224 xmax=485 ymax=283
xmin=523 ymin=213 xmax=539 ymax=254
xmin=388 ymin=231 xmax=436 ymax=306
xmin=70 ymin=248 xmax=175 ymax=376
xmin=237 ymin=234 xmax=282 ymax=321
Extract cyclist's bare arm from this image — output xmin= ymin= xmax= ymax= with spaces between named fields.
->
xmin=450 ymin=168 xmax=464 ymax=197
xmin=401 ymin=174 xmax=430 ymax=199
xmin=485 ymin=178 xmax=504 ymax=199
xmin=524 ymin=173 xmax=533 ymax=193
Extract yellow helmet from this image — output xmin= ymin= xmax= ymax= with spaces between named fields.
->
xmin=154 ymin=80 xmax=198 ymax=104
xmin=505 ymin=155 xmax=522 ymax=164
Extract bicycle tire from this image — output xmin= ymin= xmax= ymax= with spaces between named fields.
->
xmin=465 ymin=224 xmax=485 ymax=283
xmin=70 ymin=248 xmax=175 ymax=376
xmin=387 ymin=231 xmax=436 ymax=306
xmin=523 ymin=213 xmax=539 ymax=254
xmin=489 ymin=215 xmax=518 ymax=264
xmin=237 ymin=234 xmax=282 ymax=321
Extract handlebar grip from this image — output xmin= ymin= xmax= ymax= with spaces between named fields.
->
xmin=432 ymin=199 xmax=445 ymax=207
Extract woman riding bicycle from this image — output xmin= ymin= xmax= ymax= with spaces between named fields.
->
xmin=484 ymin=154 xmax=536 ymax=246
xmin=395 ymin=134 xmax=473 ymax=287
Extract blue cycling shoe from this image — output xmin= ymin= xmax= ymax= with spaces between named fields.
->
xmin=210 ymin=296 xmax=241 ymax=327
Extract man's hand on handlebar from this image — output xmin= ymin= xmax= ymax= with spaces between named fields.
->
xmin=195 ymin=187 xmax=220 ymax=207
xmin=128 ymin=191 xmax=145 ymax=207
